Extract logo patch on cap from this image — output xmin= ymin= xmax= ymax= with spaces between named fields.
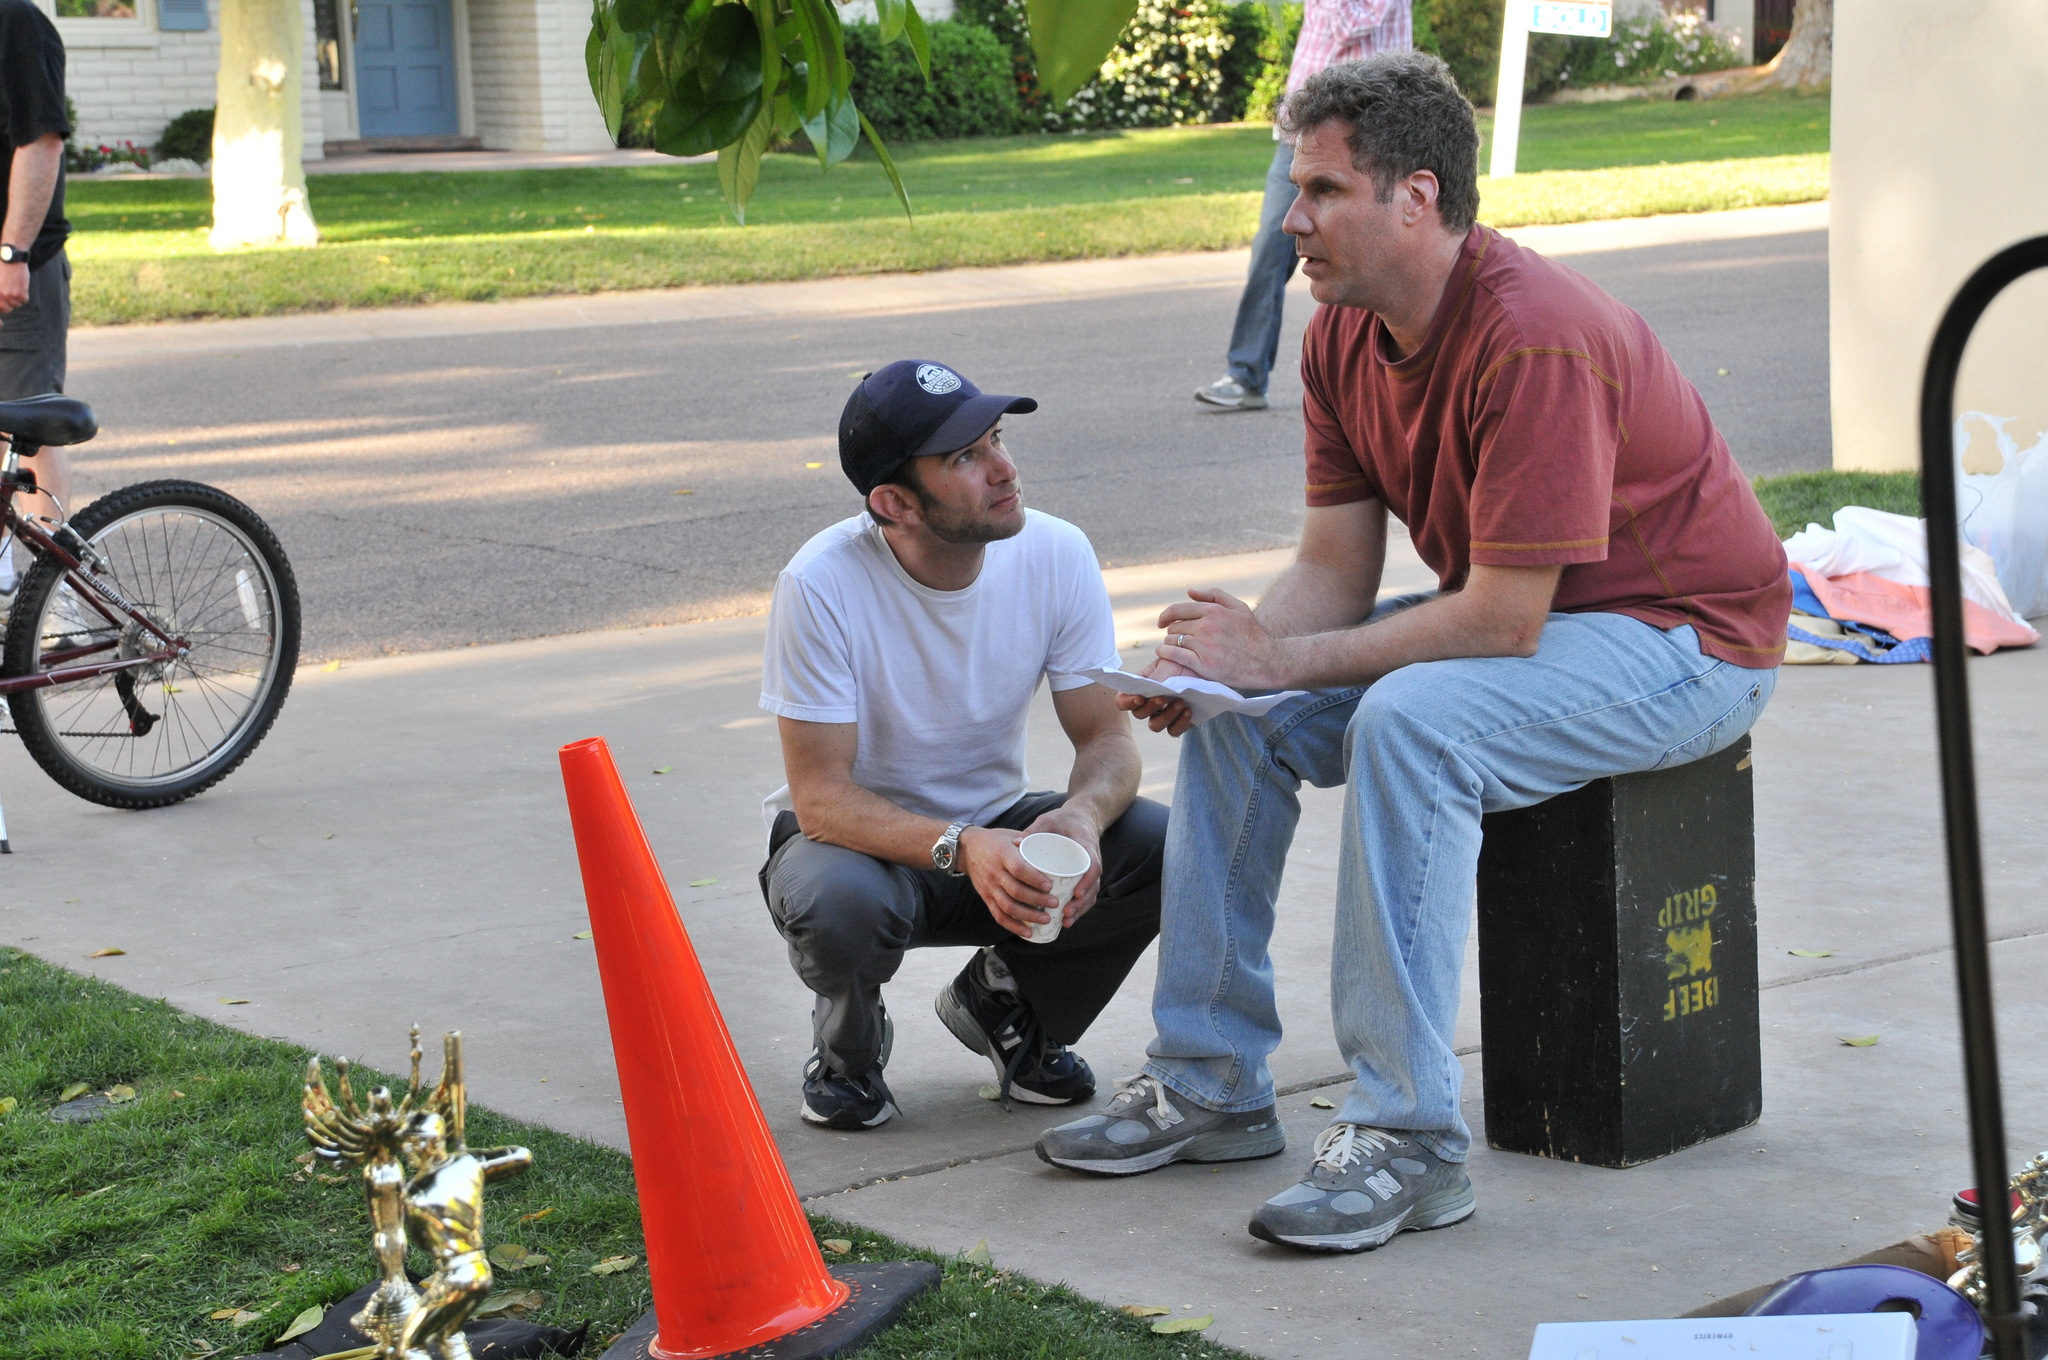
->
xmin=915 ymin=364 xmax=962 ymax=395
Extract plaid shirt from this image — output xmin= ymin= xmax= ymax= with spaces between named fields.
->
xmin=1286 ymin=0 xmax=1413 ymax=96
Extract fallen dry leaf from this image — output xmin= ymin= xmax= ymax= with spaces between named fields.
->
xmin=689 ymin=878 xmax=718 ymax=887
xmin=1308 ymin=1096 xmax=1336 ymax=1109
xmin=0 ymin=1095 xmax=17 ymax=1115
xmin=672 ymin=489 xmax=695 ymax=495
xmin=489 ymin=1243 xmax=550 ymax=1271
xmin=58 ymin=1081 xmax=90 ymax=1102
xmin=961 ymin=1240 xmax=992 ymax=1267
xmin=1840 ymin=1035 xmax=1880 ymax=1047
xmin=821 ymin=1239 xmax=853 ymax=1255
xmin=977 ymin=1083 xmax=1000 ymax=1101
xmin=219 ymin=997 xmax=250 ymax=1006
xmin=804 ymin=462 xmax=824 ymax=469
xmin=1788 ymin=949 xmax=1836 ymax=958
xmin=1152 ymin=1315 xmax=1213 ymax=1335
xmin=518 ymin=1206 xmax=555 ymax=1223
xmin=88 ymin=947 xmax=125 ymax=958
xmin=170 ymin=1090 xmax=186 ymax=1100
xmin=321 ymin=661 xmax=341 ymax=672
xmin=105 ymin=1085 xmax=136 ymax=1104
xmin=208 ymin=1307 xmax=240 ymax=1320
xmin=1120 ymin=1304 xmax=1171 ymax=1317
xmin=573 ymin=930 xmax=593 ymax=941
xmin=652 ymin=766 xmax=673 ymax=775
xmin=475 ymin=1289 xmax=543 ymax=1318
xmin=590 ymin=1255 xmax=638 ymax=1276
xmin=280 ymin=1263 xmax=301 ymax=1273
xmin=276 ymin=1305 xmax=324 ymax=1342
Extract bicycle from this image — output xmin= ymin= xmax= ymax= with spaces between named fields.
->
xmin=0 ymin=393 xmax=301 ymax=829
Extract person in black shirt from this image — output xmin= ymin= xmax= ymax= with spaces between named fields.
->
xmin=0 ymin=0 xmax=74 ymax=599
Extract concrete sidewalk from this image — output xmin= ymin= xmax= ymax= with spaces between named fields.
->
xmin=6 ymin=531 xmax=2044 ymax=1357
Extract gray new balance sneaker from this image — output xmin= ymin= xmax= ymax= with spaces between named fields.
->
xmin=1194 ymin=377 xmax=1269 ymax=410
xmin=1248 ymin=1124 xmax=1475 ymax=1252
xmin=1035 ymin=1074 xmax=1286 ymax=1175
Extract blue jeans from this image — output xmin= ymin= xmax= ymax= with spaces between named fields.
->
xmin=1223 ymin=141 xmax=1299 ymax=396
xmin=1142 ymin=606 xmax=1777 ymax=1161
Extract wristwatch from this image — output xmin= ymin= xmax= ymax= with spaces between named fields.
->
xmin=931 ymin=821 xmax=970 ymax=876
xmin=0 ymin=245 xmax=27 ymax=266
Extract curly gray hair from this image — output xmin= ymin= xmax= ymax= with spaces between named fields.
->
xmin=1279 ymin=52 xmax=1481 ymax=234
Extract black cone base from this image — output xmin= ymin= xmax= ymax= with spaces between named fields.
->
xmin=597 ymin=1261 xmax=941 ymax=1360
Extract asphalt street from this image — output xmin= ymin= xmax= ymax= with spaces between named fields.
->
xmin=63 ymin=215 xmax=1827 ymax=660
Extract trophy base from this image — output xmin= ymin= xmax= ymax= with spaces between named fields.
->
xmin=597 ymin=1261 xmax=941 ymax=1360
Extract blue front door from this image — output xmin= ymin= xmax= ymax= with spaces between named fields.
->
xmin=354 ymin=0 xmax=460 ymax=137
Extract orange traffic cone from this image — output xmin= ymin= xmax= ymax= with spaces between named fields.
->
xmin=559 ymin=737 xmax=937 ymax=1360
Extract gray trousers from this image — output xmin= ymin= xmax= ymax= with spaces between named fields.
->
xmin=761 ymin=792 xmax=1168 ymax=1077
xmin=0 ymin=250 xmax=69 ymax=400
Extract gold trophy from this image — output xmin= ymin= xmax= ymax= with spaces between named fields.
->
xmin=304 ymin=1028 xmax=532 ymax=1360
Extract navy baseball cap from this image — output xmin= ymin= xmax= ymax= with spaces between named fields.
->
xmin=839 ymin=360 xmax=1037 ymax=496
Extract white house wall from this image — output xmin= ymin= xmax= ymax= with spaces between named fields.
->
xmin=468 ymin=0 xmax=609 ymax=151
xmin=54 ymin=0 xmax=328 ymax=158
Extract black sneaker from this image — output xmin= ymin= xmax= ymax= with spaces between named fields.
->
xmin=801 ymin=1052 xmax=898 ymax=1130
xmin=800 ymin=1008 xmax=897 ymax=1130
xmin=1036 ymin=1075 xmax=1286 ymax=1175
xmin=935 ymin=948 xmax=1095 ymax=1106
xmin=1247 ymin=1124 xmax=1474 ymax=1251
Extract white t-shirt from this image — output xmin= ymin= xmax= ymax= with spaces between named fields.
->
xmin=759 ymin=509 xmax=1119 ymax=830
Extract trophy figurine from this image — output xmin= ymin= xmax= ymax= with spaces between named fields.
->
xmin=304 ymin=1028 xmax=532 ymax=1360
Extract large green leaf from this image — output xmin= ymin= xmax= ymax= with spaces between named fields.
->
xmin=586 ymin=2 xmax=638 ymax=141
xmin=901 ymin=0 xmax=931 ymax=83
xmin=873 ymin=0 xmax=906 ymax=42
xmin=1026 ymin=0 xmax=1139 ymax=104
xmin=800 ymin=85 xmax=859 ymax=169
xmin=717 ymin=105 xmax=775 ymax=223
xmin=652 ymin=84 xmax=762 ymax=156
xmin=857 ymin=109 xmax=912 ymax=221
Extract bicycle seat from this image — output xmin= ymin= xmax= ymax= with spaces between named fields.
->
xmin=0 ymin=394 xmax=97 ymax=447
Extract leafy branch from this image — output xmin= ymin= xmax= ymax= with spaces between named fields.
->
xmin=586 ymin=0 xmax=1148 ymax=221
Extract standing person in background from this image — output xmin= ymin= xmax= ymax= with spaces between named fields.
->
xmin=0 ymin=0 xmax=74 ymax=611
xmin=1194 ymin=0 xmax=1411 ymax=412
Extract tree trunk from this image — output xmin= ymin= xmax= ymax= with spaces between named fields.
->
xmin=210 ymin=0 xmax=319 ymax=249
xmin=1752 ymin=0 xmax=1831 ymax=90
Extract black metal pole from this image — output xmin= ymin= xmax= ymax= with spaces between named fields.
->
xmin=1917 ymin=235 xmax=2048 ymax=1360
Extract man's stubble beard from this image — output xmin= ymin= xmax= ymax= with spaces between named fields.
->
xmin=921 ymin=491 xmax=1027 ymax=546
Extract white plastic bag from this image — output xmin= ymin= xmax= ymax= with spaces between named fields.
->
xmin=1954 ymin=412 xmax=2048 ymax=619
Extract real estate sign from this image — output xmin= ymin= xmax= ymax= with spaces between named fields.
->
xmin=1489 ymin=0 xmax=1613 ymax=179
xmin=1528 ymin=1 xmax=1612 ymax=38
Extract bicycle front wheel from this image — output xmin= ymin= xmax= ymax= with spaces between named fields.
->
xmin=3 ymin=480 xmax=301 ymax=808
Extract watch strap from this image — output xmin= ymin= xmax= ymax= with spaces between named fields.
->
xmin=932 ymin=821 xmax=970 ymax=875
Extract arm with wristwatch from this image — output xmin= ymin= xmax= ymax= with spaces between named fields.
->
xmin=0 ymin=132 xmax=61 ymax=313
xmin=774 ymin=684 xmax=1140 ymax=941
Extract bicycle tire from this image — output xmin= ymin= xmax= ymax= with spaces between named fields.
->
xmin=2 ymin=480 xmax=301 ymax=809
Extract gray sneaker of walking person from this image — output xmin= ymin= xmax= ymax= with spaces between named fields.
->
xmin=1035 ymin=1074 xmax=1286 ymax=1175
xmin=1248 ymin=1124 xmax=1475 ymax=1252
xmin=1193 ymin=377 xmax=1269 ymax=410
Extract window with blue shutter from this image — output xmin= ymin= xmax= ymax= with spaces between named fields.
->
xmin=158 ymin=0 xmax=208 ymax=30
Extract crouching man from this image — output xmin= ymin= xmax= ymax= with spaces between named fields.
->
xmin=1036 ymin=55 xmax=1789 ymax=1251
xmin=758 ymin=359 xmax=1167 ymax=1130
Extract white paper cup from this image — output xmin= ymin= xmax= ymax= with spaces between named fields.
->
xmin=1018 ymin=832 xmax=1090 ymax=944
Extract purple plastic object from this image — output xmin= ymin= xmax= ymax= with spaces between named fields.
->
xmin=1744 ymin=1264 xmax=1985 ymax=1360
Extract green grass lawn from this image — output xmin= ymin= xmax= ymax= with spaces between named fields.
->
xmin=0 ymin=947 xmax=1247 ymax=1360
xmin=68 ymin=89 xmax=1830 ymax=325
xmin=1751 ymin=470 xmax=1921 ymax=541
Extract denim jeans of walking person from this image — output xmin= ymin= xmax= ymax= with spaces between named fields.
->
xmin=1141 ymin=602 xmax=1777 ymax=1162
xmin=1223 ymin=141 xmax=1300 ymax=397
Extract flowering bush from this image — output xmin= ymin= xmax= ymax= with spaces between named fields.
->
xmin=1553 ymin=10 xmax=1745 ymax=87
xmin=65 ymin=140 xmax=150 ymax=173
xmin=1045 ymin=0 xmax=1239 ymax=130
xmin=959 ymin=0 xmax=1255 ymax=131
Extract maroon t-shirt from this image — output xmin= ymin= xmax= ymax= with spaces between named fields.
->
xmin=1301 ymin=225 xmax=1790 ymax=668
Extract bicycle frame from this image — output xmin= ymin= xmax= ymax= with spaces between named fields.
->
xmin=0 ymin=436 xmax=190 ymax=699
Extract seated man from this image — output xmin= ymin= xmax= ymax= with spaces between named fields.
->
xmin=1036 ymin=54 xmax=1790 ymax=1250
xmin=759 ymin=359 xmax=1167 ymax=1131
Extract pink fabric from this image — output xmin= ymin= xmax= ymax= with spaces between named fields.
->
xmin=1793 ymin=565 xmax=2041 ymax=656
xmin=1287 ymin=0 xmax=1412 ymax=95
